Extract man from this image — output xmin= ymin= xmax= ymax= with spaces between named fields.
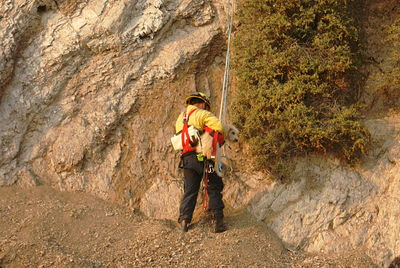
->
xmin=175 ymin=92 xmax=227 ymax=233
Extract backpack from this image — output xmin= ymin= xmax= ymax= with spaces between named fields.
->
xmin=170 ymin=109 xmax=201 ymax=153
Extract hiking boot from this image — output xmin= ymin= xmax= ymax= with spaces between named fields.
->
xmin=215 ymin=217 xmax=227 ymax=233
xmin=181 ymin=220 xmax=189 ymax=232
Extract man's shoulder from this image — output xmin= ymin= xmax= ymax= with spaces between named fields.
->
xmin=191 ymin=107 xmax=214 ymax=116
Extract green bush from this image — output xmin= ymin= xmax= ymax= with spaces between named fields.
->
xmin=233 ymin=0 xmax=370 ymax=176
xmin=378 ymin=17 xmax=400 ymax=103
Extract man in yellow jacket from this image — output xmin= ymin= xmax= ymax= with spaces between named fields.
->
xmin=175 ymin=92 xmax=227 ymax=233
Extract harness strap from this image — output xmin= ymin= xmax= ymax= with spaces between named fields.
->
xmin=203 ymin=126 xmax=225 ymax=158
xmin=202 ymin=161 xmax=209 ymax=210
xmin=181 ymin=109 xmax=197 ymax=154
xmin=204 ymin=127 xmax=225 ymax=145
xmin=212 ymin=132 xmax=219 ymax=159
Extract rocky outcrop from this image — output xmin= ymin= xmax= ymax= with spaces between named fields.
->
xmin=247 ymin=116 xmax=400 ymax=267
xmin=0 ymin=0 xmax=227 ymax=205
xmin=1 ymin=0 xmax=399 ymax=267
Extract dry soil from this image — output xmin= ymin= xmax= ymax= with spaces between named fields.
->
xmin=0 ymin=186 xmax=378 ymax=267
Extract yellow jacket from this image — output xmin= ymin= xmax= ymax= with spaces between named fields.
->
xmin=175 ymin=105 xmax=224 ymax=135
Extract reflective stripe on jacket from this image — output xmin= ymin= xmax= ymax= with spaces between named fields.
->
xmin=175 ymin=105 xmax=224 ymax=135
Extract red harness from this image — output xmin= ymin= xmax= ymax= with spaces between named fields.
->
xmin=181 ymin=109 xmax=197 ymax=154
xmin=201 ymin=127 xmax=224 ymax=210
xmin=203 ymin=126 xmax=225 ymax=158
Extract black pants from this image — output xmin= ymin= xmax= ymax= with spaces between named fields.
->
xmin=178 ymin=153 xmax=224 ymax=223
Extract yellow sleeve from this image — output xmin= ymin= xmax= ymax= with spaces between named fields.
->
xmin=192 ymin=109 xmax=224 ymax=134
xmin=175 ymin=105 xmax=226 ymax=136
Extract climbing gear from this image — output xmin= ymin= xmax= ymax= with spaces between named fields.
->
xmin=170 ymin=109 xmax=200 ymax=152
xmin=203 ymin=127 xmax=225 ymax=145
xmin=181 ymin=109 xmax=200 ymax=154
xmin=203 ymin=126 xmax=225 ymax=159
xmin=171 ymin=126 xmax=199 ymax=151
xmin=219 ymin=0 xmax=234 ymax=124
xmin=185 ymin=92 xmax=211 ymax=110
xmin=207 ymin=163 xmax=215 ymax=174
xmin=196 ymin=154 xmax=205 ymax=162
xmin=217 ymin=0 xmax=234 ymax=164
xmin=201 ymin=160 xmax=220 ymax=210
xmin=200 ymin=128 xmax=224 ymax=210
xmin=201 ymin=161 xmax=211 ymax=210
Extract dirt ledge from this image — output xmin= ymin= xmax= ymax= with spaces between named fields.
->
xmin=0 ymin=186 xmax=377 ymax=267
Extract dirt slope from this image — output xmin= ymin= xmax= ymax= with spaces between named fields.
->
xmin=0 ymin=186 xmax=377 ymax=267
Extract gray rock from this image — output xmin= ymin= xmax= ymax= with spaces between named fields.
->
xmin=1 ymin=1 xmax=399 ymax=267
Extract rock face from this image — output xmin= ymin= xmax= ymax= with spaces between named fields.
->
xmin=1 ymin=0 xmax=399 ymax=267
xmin=248 ymin=116 xmax=400 ymax=267
xmin=0 ymin=0 xmax=227 ymax=204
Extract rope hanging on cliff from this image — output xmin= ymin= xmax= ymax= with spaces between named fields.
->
xmin=218 ymin=0 xmax=234 ymax=124
xmin=201 ymin=0 xmax=235 ymax=211
xmin=207 ymin=0 xmax=234 ymax=181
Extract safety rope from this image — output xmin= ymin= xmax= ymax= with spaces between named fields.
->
xmin=217 ymin=0 xmax=235 ymax=175
xmin=219 ymin=0 xmax=234 ymax=124
xmin=202 ymin=0 xmax=234 ymax=211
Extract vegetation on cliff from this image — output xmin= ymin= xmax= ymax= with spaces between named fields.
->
xmin=379 ymin=17 xmax=400 ymax=105
xmin=233 ymin=0 xmax=370 ymax=177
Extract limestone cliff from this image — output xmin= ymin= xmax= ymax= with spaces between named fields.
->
xmin=0 ymin=0 xmax=227 ymax=202
xmin=0 ymin=0 xmax=399 ymax=267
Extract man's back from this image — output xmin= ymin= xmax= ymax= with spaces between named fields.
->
xmin=175 ymin=104 xmax=224 ymax=134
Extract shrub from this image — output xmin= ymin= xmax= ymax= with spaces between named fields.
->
xmin=233 ymin=0 xmax=370 ymax=176
xmin=378 ymin=17 xmax=400 ymax=104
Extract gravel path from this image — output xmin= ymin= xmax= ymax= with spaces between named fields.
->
xmin=0 ymin=186 xmax=377 ymax=267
